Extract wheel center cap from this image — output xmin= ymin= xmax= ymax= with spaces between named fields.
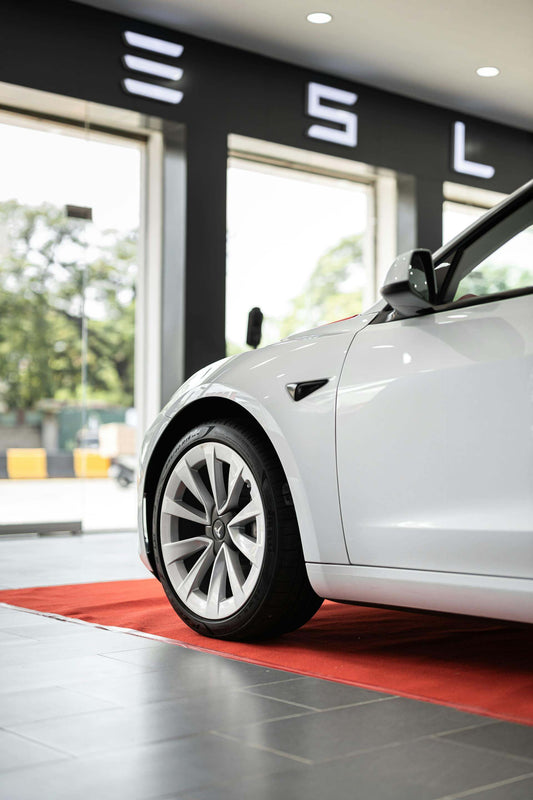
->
xmin=212 ymin=519 xmax=226 ymax=540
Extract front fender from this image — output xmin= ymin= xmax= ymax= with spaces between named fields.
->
xmin=161 ymin=313 xmax=375 ymax=564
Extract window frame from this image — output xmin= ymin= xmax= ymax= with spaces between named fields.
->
xmin=371 ymin=180 xmax=533 ymax=325
xmin=433 ymin=181 xmax=533 ymax=310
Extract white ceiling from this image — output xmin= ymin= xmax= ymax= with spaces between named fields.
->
xmin=76 ymin=0 xmax=533 ymax=131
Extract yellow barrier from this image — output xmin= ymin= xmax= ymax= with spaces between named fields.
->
xmin=73 ymin=449 xmax=111 ymax=478
xmin=7 ymin=448 xmax=48 ymax=479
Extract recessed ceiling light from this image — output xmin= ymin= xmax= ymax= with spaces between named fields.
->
xmin=307 ymin=12 xmax=333 ymax=24
xmin=476 ymin=66 xmax=500 ymax=78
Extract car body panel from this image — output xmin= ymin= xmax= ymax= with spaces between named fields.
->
xmin=138 ymin=310 xmax=378 ymax=567
xmin=307 ymin=564 xmax=533 ymax=623
xmin=337 ymin=292 xmax=533 ymax=580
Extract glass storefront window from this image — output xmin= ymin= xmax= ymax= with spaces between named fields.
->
xmin=226 ymin=157 xmax=374 ymax=353
xmin=0 ymin=113 xmax=142 ymax=532
xmin=442 ymin=182 xmax=505 ymax=241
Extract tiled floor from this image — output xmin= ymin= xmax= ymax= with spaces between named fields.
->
xmin=1 ymin=533 xmax=532 ymax=799
xmin=0 ymin=531 xmax=147 ymax=589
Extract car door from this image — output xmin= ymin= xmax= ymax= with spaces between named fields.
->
xmin=336 ymin=193 xmax=533 ymax=579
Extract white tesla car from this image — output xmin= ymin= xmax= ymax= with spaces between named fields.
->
xmin=139 ymin=179 xmax=533 ymax=640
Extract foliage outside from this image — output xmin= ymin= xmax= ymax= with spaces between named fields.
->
xmin=0 ymin=200 xmax=137 ymax=411
xmin=457 ymin=262 xmax=533 ymax=298
xmin=278 ymin=233 xmax=364 ymax=339
xmin=227 ymin=233 xmax=365 ymax=354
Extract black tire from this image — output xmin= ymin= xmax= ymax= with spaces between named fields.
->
xmin=152 ymin=419 xmax=322 ymax=641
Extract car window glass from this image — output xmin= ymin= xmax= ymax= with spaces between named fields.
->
xmin=452 ymin=199 xmax=533 ymax=301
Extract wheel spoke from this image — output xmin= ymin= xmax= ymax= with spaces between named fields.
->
xmin=177 ymin=541 xmax=215 ymax=599
xmin=176 ymin=457 xmax=214 ymax=517
xmin=205 ymin=546 xmax=228 ymax=616
xmin=227 ymin=527 xmax=262 ymax=567
xmin=163 ymin=537 xmax=208 ymax=565
xmin=227 ymin=498 xmax=261 ymax=528
xmin=204 ymin=444 xmax=226 ymax=514
xmin=162 ymin=495 xmax=207 ymax=525
xmin=219 ymin=457 xmax=244 ymax=514
xmin=224 ymin=546 xmax=246 ymax=602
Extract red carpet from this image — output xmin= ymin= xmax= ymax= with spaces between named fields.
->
xmin=1 ymin=578 xmax=532 ymax=725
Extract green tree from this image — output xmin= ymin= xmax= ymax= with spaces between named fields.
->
xmin=457 ymin=262 xmax=533 ymax=298
xmin=0 ymin=199 xmax=137 ymax=410
xmin=279 ymin=234 xmax=365 ymax=339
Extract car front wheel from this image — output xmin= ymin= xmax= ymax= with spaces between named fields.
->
xmin=152 ymin=419 xmax=322 ymax=640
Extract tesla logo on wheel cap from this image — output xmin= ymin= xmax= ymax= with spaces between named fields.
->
xmin=213 ymin=519 xmax=225 ymax=540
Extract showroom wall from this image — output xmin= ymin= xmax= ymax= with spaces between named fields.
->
xmin=2 ymin=0 xmax=532 ymax=380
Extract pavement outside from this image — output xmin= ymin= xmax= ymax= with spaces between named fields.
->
xmin=0 ymin=478 xmax=137 ymax=533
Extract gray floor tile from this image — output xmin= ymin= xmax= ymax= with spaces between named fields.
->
xmin=0 ymin=638 xmax=118 ymax=667
xmin=242 ymin=675 xmax=393 ymax=710
xmin=217 ymin=697 xmax=495 ymax=762
xmin=104 ymin=641 xmax=300 ymax=684
xmin=0 ymin=631 xmax=163 ymax=668
xmin=0 ymin=730 xmax=70 ymax=772
xmin=440 ymin=721 xmax=533 ymax=763
xmin=92 ymin=632 xmax=168 ymax=652
xmin=0 ymin=606 xmax=26 ymax=619
xmin=0 ymin=686 xmax=119 ymax=726
xmin=180 ymin=737 xmax=532 ymax=800
xmin=0 ymin=530 xmax=145 ymax=588
xmin=0 ymin=652 xmax=153 ymax=694
xmin=6 ymin=691 xmax=310 ymax=756
xmin=0 ymin=604 xmax=37 ymax=617
xmin=457 ymin=775 xmax=533 ymax=799
xmin=101 ymin=641 xmax=222 ymax=667
xmin=0 ymin=733 xmax=304 ymax=800
xmin=0 ymin=615 xmax=90 ymax=635
xmin=65 ymin=667 xmax=223 ymax=706
xmin=0 ymin=629 xmax=32 ymax=643
xmin=68 ymin=660 xmax=299 ymax=707
xmin=0 ymin=618 xmax=162 ymax=652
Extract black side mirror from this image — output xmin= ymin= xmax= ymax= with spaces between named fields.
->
xmin=246 ymin=307 xmax=263 ymax=349
xmin=381 ymin=249 xmax=437 ymax=317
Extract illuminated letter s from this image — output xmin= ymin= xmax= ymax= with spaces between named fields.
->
xmin=306 ymin=82 xmax=358 ymax=148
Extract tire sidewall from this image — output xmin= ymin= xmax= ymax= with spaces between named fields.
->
xmin=153 ymin=421 xmax=281 ymax=639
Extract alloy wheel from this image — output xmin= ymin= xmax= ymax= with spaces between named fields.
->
xmin=159 ymin=441 xmax=266 ymax=620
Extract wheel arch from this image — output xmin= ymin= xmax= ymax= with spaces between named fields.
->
xmin=142 ymin=396 xmax=291 ymax=573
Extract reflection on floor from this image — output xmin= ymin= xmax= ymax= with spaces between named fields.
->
xmin=0 ymin=533 xmax=532 ymax=800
